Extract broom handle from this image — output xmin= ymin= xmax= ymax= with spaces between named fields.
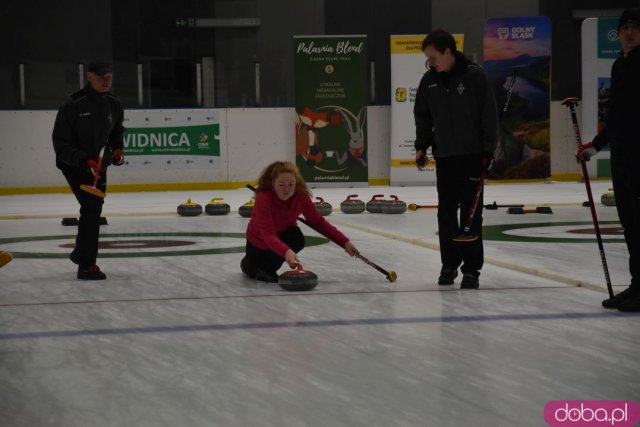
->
xmin=564 ymin=101 xmax=613 ymax=298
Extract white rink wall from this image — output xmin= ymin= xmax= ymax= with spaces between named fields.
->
xmin=0 ymin=103 xmax=579 ymax=192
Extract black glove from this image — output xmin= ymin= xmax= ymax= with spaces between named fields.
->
xmin=416 ymin=150 xmax=427 ymax=168
xmin=482 ymin=152 xmax=494 ymax=173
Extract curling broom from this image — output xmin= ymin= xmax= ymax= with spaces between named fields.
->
xmin=80 ymin=146 xmax=106 ymax=198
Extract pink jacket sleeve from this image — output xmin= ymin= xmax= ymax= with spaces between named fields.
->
xmin=300 ymin=196 xmax=350 ymax=247
xmin=251 ymin=193 xmax=291 ymax=257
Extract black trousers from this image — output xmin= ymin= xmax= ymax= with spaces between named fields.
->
xmin=435 ymin=155 xmax=484 ymax=275
xmin=62 ymin=167 xmax=107 ymax=267
xmin=611 ymin=155 xmax=640 ymax=289
xmin=243 ymin=227 xmax=306 ymax=276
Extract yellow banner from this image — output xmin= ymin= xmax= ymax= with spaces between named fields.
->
xmin=390 ymin=35 xmax=465 ymax=54
xmin=390 ymin=158 xmax=436 ymax=168
xmin=390 ymin=36 xmax=424 ymax=54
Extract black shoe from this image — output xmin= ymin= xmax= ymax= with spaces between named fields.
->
xmin=438 ymin=267 xmax=458 ymax=285
xmin=602 ymin=288 xmax=635 ymax=309
xmin=256 ymin=269 xmax=278 ymax=283
xmin=69 ymin=251 xmax=80 ymax=265
xmin=460 ymin=272 xmax=479 ymax=289
xmin=618 ymin=293 xmax=640 ymax=312
xmin=240 ymin=257 xmax=256 ymax=279
xmin=77 ymin=265 xmax=106 ymax=280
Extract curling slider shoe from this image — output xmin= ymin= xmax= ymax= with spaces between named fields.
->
xmin=452 ymin=233 xmax=479 ymax=243
xmin=0 ymin=251 xmax=14 ymax=268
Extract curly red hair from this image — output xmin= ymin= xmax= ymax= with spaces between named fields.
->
xmin=256 ymin=161 xmax=311 ymax=197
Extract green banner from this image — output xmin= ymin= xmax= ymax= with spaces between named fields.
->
xmin=123 ymin=124 xmax=220 ymax=156
xmin=598 ymin=17 xmax=620 ymax=59
xmin=293 ymin=35 xmax=368 ymax=184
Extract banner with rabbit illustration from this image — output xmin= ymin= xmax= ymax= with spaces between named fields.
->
xmin=293 ymin=35 xmax=368 ymax=185
xmin=389 ymin=34 xmax=464 ymax=186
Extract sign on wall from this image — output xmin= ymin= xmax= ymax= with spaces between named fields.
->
xmin=389 ymin=34 xmax=464 ymax=186
xmin=483 ymin=16 xmax=551 ymax=180
xmin=293 ymin=35 xmax=368 ymax=185
xmin=124 ymin=124 xmax=219 ymax=157
xmin=120 ymin=110 xmax=223 ymax=182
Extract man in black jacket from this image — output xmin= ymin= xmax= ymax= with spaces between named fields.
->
xmin=52 ymin=60 xmax=125 ymax=280
xmin=577 ymin=9 xmax=640 ymax=312
xmin=414 ymin=29 xmax=498 ymax=289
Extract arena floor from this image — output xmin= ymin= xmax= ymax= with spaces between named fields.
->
xmin=0 ymin=180 xmax=638 ymax=427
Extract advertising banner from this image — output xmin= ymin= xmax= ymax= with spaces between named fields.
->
xmin=582 ymin=17 xmax=617 ymax=178
xmin=598 ymin=17 xmax=622 ymax=59
xmin=389 ymin=34 xmax=464 ymax=186
xmin=293 ymin=35 xmax=368 ymax=185
xmin=120 ymin=109 xmax=223 ymax=182
xmin=124 ymin=124 xmax=220 ymax=156
xmin=483 ymin=17 xmax=551 ymax=180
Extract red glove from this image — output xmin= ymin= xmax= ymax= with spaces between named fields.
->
xmin=482 ymin=152 xmax=494 ymax=172
xmin=576 ymin=142 xmax=597 ymax=162
xmin=112 ymin=148 xmax=124 ymax=166
xmin=87 ymin=159 xmax=99 ymax=176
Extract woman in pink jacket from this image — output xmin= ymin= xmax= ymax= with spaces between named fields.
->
xmin=242 ymin=161 xmax=359 ymax=282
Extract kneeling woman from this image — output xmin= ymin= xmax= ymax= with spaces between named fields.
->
xmin=242 ymin=161 xmax=359 ymax=282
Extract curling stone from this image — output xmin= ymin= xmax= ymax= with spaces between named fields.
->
xmin=507 ymin=207 xmax=525 ymax=214
xmin=205 ymin=197 xmax=231 ymax=215
xmin=485 ymin=201 xmax=499 ymax=210
xmin=239 ymin=197 xmax=255 ymax=218
xmin=601 ymin=189 xmax=615 ymax=207
xmin=314 ymin=197 xmax=332 ymax=216
xmin=381 ymin=195 xmax=407 ymax=214
xmin=536 ymin=206 xmax=553 ymax=214
xmin=366 ymin=194 xmax=386 ymax=213
xmin=61 ymin=217 xmax=79 ymax=226
xmin=278 ymin=264 xmax=318 ymax=292
xmin=340 ymin=194 xmax=365 ymax=214
xmin=507 ymin=206 xmax=553 ymax=214
xmin=177 ymin=199 xmax=203 ymax=217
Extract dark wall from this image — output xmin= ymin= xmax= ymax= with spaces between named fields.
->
xmin=325 ymin=0 xmax=431 ymax=105
xmin=0 ymin=0 xmax=112 ymax=108
xmin=213 ymin=0 xmax=324 ymax=107
xmin=111 ymin=0 xmax=324 ymax=107
xmin=2 ymin=0 xmax=639 ymax=109
xmin=539 ymin=0 xmax=640 ymax=100
xmin=111 ymin=0 xmax=217 ymax=107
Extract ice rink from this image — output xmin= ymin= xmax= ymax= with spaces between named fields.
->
xmin=0 ymin=180 xmax=638 ymax=427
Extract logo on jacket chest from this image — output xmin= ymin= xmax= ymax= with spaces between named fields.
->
xmin=457 ymin=82 xmax=465 ymax=95
xmin=79 ymin=112 xmax=91 ymax=117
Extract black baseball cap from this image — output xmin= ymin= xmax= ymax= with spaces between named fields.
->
xmin=87 ymin=60 xmax=113 ymax=76
xmin=618 ymin=9 xmax=640 ymax=31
